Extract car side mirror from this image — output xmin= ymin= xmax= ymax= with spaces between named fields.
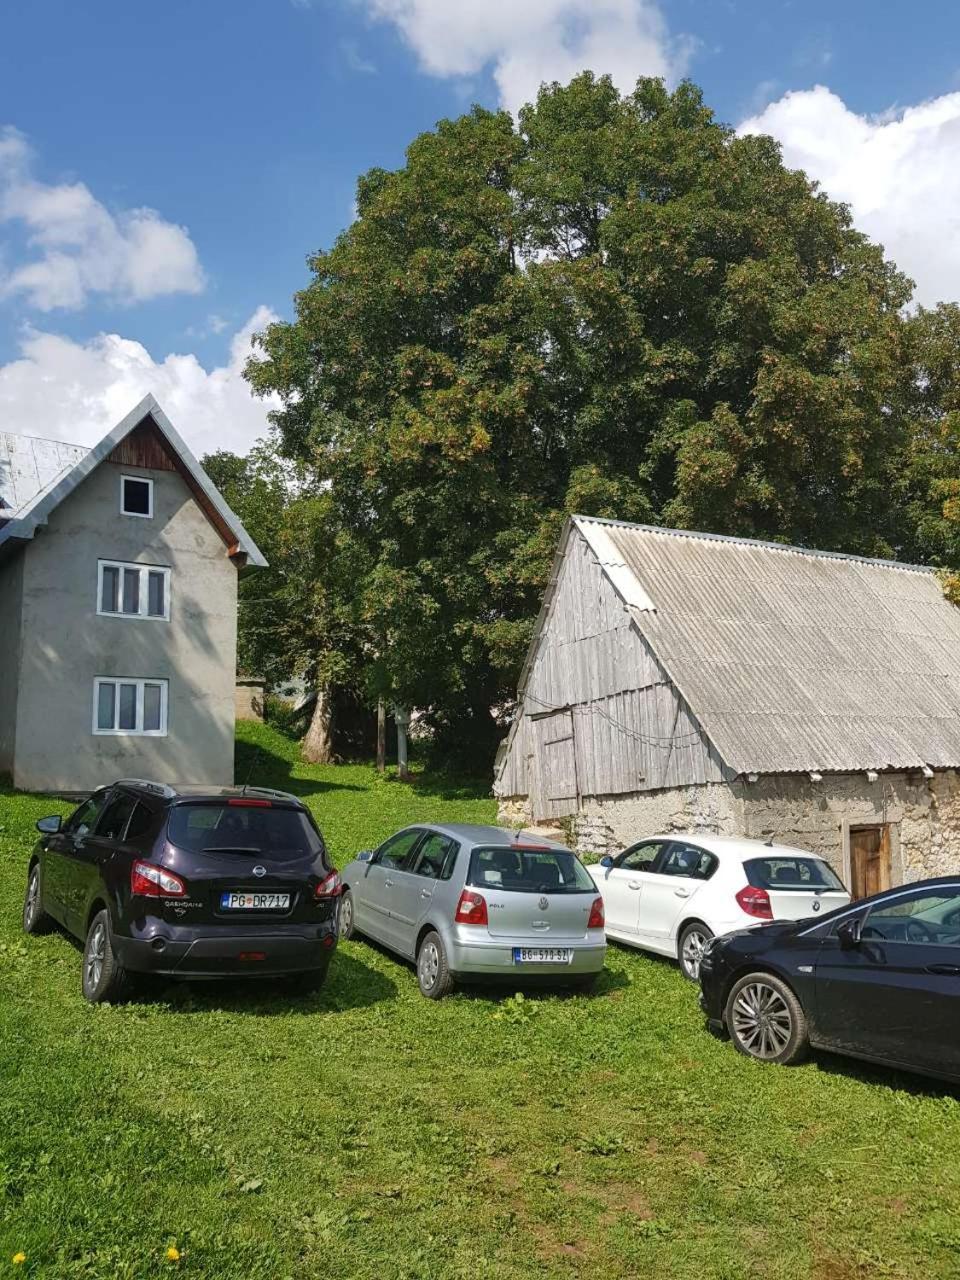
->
xmin=599 ymin=856 xmax=613 ymax=869
xmin=356 ymin=850 xmax=374 ymax=863
xmin=837 ymin=917 xmax=862 ymax=949
xmin=36 ymin=815 xmax=62 ymax=834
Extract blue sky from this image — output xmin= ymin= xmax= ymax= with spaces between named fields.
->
xmin=2 ymin=0 xmax=960 ymax=454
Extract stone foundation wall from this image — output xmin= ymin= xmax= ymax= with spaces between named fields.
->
xmin=497 ymin=770 xmax=960 ymax=883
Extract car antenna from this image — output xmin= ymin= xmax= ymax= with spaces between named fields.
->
xmin=764 ymin=836 xmax=775 ymax=847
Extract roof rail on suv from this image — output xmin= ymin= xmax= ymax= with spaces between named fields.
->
xmin=115 ymin=778 xmax=178 ymax=799
xmin=243 ymin=785 xmax=300 ymax=804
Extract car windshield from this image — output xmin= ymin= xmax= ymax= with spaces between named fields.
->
xmin=467 ymin=846 xmax=595 ymax=894
xmin=167 ymin=803 xmax=324 ymax=861
xmin=744 ymin=856 xmax=844 ymax=891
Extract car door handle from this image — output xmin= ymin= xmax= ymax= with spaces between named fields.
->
xmin=628 ymin=881 xmax=642 ymax=890
xmin=926 ymin=964 xmax=960 ymax=976
xmin=674 ymin=888 xmax=690 ymax=898
xmin=420 ymin=889 xmax=432 ymax=899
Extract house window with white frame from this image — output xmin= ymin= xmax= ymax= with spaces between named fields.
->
xmin=121 ymin=474 xmax=153 ymax=518
xmin=93 ymin=678 xmax=168 ymax=736
xmin=98 ymin=560 xmax=170 ymax=620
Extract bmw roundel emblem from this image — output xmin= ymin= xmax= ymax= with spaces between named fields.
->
xmin=538 ymin=896 xmax=549 ymax=911
xmin=252 ymin=865 xmax=267 ymax=878
xmin=812 ymin=900 xmax=821 ymax=912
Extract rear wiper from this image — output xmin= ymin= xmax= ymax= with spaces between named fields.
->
xmin=202 ymin=846 xmax=261 ymax=853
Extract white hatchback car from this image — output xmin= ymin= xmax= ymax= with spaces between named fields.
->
xmin=592 ymin=834 xmax=850 ymax=981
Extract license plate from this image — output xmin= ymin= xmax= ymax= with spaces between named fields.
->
xmin=220 ymin=892 xmax=290 ymax=910
xmin=513 ymin=947 xmax=573 ymax=964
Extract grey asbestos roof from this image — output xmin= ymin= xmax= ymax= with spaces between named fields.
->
xmin=574 ymin=515 xmax=960 ymax=775
xmin=0 ymin=433 xmax=88 ymax=514
xmin=0 ymin=395 xmax=266 ymax=567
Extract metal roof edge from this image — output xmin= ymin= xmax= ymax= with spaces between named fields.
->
xmin=145 ymin=397 xmax=267 ymax=568
xmin=570 ymin=514 xmax=936 ymax=576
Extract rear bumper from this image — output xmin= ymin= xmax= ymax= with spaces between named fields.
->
xmin=447 ymin=932 xmax=606 ymax=980
xmin=113 ymin=920 xmax=337 ymax=977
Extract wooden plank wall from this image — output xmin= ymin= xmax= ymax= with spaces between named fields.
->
xmin=106 ymin=421 xmax=177 ymax=471
xmin=497 ymin=530 xmax=725 ymax=809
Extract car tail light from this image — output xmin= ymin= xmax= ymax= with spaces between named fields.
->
xmin=314 ymin=870 xmax=342 ymax=899
xmin=736 ymin=885 xmax=773 ymax=919
xmin=131 ymin=860 xmax=186 ymax=898
xmin=587 ymin=896 xmax=605 ymax=929
xmin=228 ymin=798 xmax=272 ymax=807
xmin=454 ymin=889 xmax=488 ymax=926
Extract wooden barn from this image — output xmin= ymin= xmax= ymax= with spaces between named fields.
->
xmin=494 ymin=516 xmax=960 ymax=895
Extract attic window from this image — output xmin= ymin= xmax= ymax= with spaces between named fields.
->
xmin=121 ymin=475 xmax=153 ymax=518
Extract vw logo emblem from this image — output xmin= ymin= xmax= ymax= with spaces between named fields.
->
xmin=538 ymin=896 xmax=549 ymax=911
xmin=812 ymin=900 xmax=821 ymax=912
xmin=252 ymin=865 xmax=267 ymax=878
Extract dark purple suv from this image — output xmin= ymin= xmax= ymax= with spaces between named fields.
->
xmin=22 ymin=779 xmax=340 ymax=1002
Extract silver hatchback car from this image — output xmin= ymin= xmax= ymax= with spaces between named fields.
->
xmin=339 ymin=824 xmax=606 ymax=998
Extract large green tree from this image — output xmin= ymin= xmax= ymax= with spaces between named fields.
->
xmin=203 ymin=443 xmax=370 ymax=760
xmin=895 ymin=304 xmax=960 ymax=580
xmin=245 ymin=74 xmax=915 ymax=765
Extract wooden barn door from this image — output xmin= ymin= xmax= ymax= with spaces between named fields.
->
xmin=849 ymin=826 xmax=891 ymax=900
xmin=530 ymin=709 xmax=579 ymax=820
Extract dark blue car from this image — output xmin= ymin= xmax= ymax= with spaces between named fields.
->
xmin=699 ymin=876 xmax=960 ymax=1083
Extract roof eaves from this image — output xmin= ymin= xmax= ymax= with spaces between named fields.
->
xmin=145 ymin=396 xmax=267 ymax=568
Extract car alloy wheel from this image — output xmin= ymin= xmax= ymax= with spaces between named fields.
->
xmin=85 ymin=919 xmax=107 ymax=993
xmin=23 ymin=867 xmax=41 ymax=930
xmin=418 ymin=939 xmax=440 ymax=991
xmin=339 ymin=892 xmax=354 ymax=939
xmin=678 ymin=923 xmax=713 ymax=982
xmin=730 ymin=981 xmax=793 ymax=1059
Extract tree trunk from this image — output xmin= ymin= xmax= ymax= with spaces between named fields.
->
xmin=376 ymin=698 xmax=386 ymax=773
xmin=302 ymin=686 xmax=334 ymax=764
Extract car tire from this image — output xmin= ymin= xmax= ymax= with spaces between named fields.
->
xmin=678 ymin=922 xmax=714 ymax=982
xmin=724 ymin=972 xmax=809 ymax=1066
xmin=338 ymin=889 xmax=357 ymax=941
xmin=416 ymin=930 xmax=454 ymax=1000
xmin=81 ymin=909 xmax=128 ymax=1004
xmin=22 ymin=863 xmax=53 ymax=935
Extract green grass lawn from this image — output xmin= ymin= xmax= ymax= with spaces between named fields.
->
xmin=2 ymin=722 xmax=960 ymax=1278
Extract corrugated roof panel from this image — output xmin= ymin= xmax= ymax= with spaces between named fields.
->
xmin=574 ymin=516 xmax=960 ymax=774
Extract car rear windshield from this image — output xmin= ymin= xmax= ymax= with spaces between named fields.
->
xmin=467 ymin=846 xmax=596 ymax=894
xmin=744 ymin=856 xmax=844 ymax=891
xmin=167 ymin=803 xmax=325 ymax=862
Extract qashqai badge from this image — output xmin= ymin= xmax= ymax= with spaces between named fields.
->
xmin=252 ymin=865 xmax=267 ymax=878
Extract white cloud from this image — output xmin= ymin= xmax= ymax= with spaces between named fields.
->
xmin=341 ymin=39 xmax=378 ymax=74
xmin=0 ymin=307 xmax=280 ymax=457
xmin=354 ymin=0 xmax=690 ymax=114
xmin=740 ymin=86 xmax=960 ymax=308
xmin=0 ymin=126 xmax=205 ymax=311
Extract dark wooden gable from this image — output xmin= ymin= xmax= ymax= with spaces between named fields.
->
xmin=106 ymin=419 xmax=177 ymax=472
xmin=106 ymin=414 xmax=244 ymax=562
